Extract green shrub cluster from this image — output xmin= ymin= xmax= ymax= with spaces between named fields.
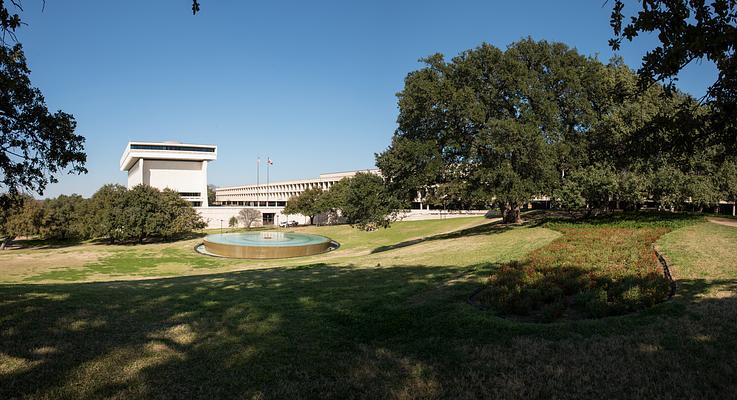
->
xmin=479 ymin=226 xmax=673 ymax=321
xmin=1 ymin=184 xmax=205 ymax=246
xmin=544 ymin=211 xmax=704 ymax=230
xmin=552 ymin=164 xmax=733 ymax=215
xmin=284 ymin=172 xmax=402 ymax=230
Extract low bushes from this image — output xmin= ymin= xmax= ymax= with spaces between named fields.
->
xmin=478 ymin=223 xmax=676 ymax=321
xmin=0 ymin=184 xmax=206 ymax=247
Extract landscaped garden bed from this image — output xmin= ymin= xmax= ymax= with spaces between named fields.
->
xmin=476 ymin=213 xmax=703 ymax=322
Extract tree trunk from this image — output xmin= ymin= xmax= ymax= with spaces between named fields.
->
xmin=733 ymin=201 xmax=736 ymax=217
xmin=500 ymin=202 xmax=522 ymax=224
xmin=1 ymin=236 xmax=14 ymax=250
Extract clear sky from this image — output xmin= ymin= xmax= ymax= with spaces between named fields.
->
xmin=15 ymin=0 xmax=717 ymax=197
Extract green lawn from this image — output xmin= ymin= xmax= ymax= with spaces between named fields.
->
xmin=658 ymin=221 xmax=737 ymax=280
xmin=0 ymin=216 xmax=735 ymax=398
xmin=0 ymin=217 xmax=522 ymax=283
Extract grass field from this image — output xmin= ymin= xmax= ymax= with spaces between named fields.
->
xmin=1 ymin=215 xmax=736 ymax=398
xmin=1 ymin=217 xmax=544 ymax=283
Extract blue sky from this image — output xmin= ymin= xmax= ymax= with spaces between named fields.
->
xmin=15 ymin=0 xmax=717 ymax=197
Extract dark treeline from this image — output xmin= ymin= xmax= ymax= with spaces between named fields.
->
xmin=0 ymin=184 xmax=205 ymax=249
xmin=377 ymin=39 xmax=737 ymax=223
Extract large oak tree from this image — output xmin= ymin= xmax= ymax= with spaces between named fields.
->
xmin=377 ymin=39 xmax=607 ymax=223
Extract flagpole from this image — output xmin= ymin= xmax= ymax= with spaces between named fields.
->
xmin=257 ymin=157 xmax=260 ymax=207
xmin=266 ymin=157 xmax=270 ymax=207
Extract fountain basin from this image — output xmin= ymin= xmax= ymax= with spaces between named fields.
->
xmin=202 ymin=231 xmax=333 ymax=259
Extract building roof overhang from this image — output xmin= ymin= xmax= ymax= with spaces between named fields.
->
xmin=120 ymin=141 xmax=217 ymax=171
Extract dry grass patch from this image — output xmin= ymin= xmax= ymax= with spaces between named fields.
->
xmin=0 ymin=250 xmax=108 ymax=283
xmin=658 ymin=221 xmax=737 ymax=280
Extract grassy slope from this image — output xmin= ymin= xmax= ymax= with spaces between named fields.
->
xmin=1 ymin=217 xmax=536 ymax=283
xmin=658 ymin=221 xmax=737 ymax=280
xmin=0 ymin=217 xmax=735 ymax=398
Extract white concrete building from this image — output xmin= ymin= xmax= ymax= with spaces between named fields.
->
xmin=215 ymin=169 xmax=380 ymax=208
xmin=120 ymin=141 xmax=217 ymax=207
xmin=119 ymin=141 xmax=487 ymax=229
xmin=206 ymin=170 xmax=380 ymax=228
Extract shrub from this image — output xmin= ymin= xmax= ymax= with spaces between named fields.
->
xmin=0 ymin=193 xmax=42 ymax=249
xmin=88 ymin=184 xmax=205 ymax=243
xmin=39 ymin=194 xmax=89 ymax=240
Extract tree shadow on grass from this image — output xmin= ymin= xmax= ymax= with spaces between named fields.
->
xmin=3 ymin=232 xmax=207 ymax=252
xmin=3 ymin=237 xmax=86 ymax=250
xmin=0 ymin=264 xmax=476 ymax=399
xmin=86 ymin=231 xmax=208 ymax=246
xmin=0 ymin=264 xmax=735 ymax=399
xmin=370 ymin=220 xmax=511 ymax=254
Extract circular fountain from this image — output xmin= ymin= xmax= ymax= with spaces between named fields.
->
xmin=199 ymin=231 xmax=334 ymax=259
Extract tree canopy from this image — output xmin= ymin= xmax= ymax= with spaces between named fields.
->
xmin=0 ymin=192 xmax=39 ymax=249
xmin=39 ymin=194 xmax=89 ymax=240
xmin=377 ymin=39 xmax=610 ymax=223
xmin=1 ymin=184 xmax=207 ymax=247
xmin=207 ymin=184 xmax=217 ymax=205
xmin=1 ymin=2 xmax=87 ymax=206
xmin=283 ymin=187 xmax=327 ymax=225
xmin=610 ymin=0 xmax=736 ymax=149
xmin=378 ymin=39 xmax=728 ymax=221
xmin=336 ymin=173 xmax=401 ymax=231
xmin=1 ymin=44 xmax=86 ymax=198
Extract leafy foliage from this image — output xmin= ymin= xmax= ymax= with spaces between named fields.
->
xmin=615 ymin=171 xmax=648 ymax=210
xmin=207 ymin=184 xmax=217 ymax=205
xmin=0 ymin=192 xmax=40 ymax=249
xmin=283 ymin=187 xmax=327 ymax=225
xmin=337 ymin=172 xmax=401 ymax=231
xmin=0 ymin=44 xmax=86 ymax=199
xmin=39 ymin=194 xmax=89 ymax=240
xmin=158 ymin=188 xmax=206 ymax=237
xmin=684 ymin=174 xmax=721 ymax=212
xmin=571 ymin=164 xmax=618 ymax=213
xmin=1 ymin=1 xmax=87 ymax=217
xmin=377 ymin=39 xmax=615 ymax=223
xmin=1 ymin=184 xmax=207 ymax=246
xmin=610 ymin=0 xmax=737 ymax=150
xmin=649 ymin=165 xmax=687 ymax=211
xmin=543 ymin=210 xmax=704 ymax=230
xmin=88 ymin=184 xmax=127 ymax=242
xmin=115 ymin=186 xmax=206 ymax=243
xmin=719 ymin=159 xmax=737 ymax=215
xmin=379 ymin=39 xmax=730 ymax=219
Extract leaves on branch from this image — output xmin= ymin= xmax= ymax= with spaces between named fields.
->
xmin=1 ymin=44 xmax=87 ymax=198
